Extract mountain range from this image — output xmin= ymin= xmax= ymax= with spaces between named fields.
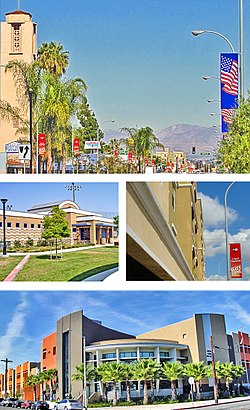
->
xmin=103 ymin=124 xmax=219 ymax=157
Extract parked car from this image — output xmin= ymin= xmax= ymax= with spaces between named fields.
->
xmin=3 ymin=398 xmax=16 ymax=407
xmin=45 ymin=402 xmax=55 ymax=410
xmin=55 ymin=400 xmax=82 ymax=410
xmin=31 ymin=402 xmax=49 ymax=410
xmin=21 ymin=401 xmax=33 ymax=409
xmin=13 ymin=400 xmax=23 ymax=408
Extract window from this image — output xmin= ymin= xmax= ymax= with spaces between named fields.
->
xmin=72 ymin=228 xmax=77 ymax=233
xmin=7 ymin=222 xmax=11 ymax=228
xmin=119 ymin=352 xmax=137 ymax=358
xmin=160 ymin=352 xmax=169 ymax=358
xmin=38 ymin=224 xmax=41 ymax=229
xmin=102 ymin=353 xmax=116 ymax=359
xmin=31 ymin=224 xmax=35 ymax=229
xmin=0 ymin=222 xmax=2 ymax=227
xmin=24 ymin=223 xmax=28 ymax=228
xmin=43 ymin=349 xmax=47 ymax=360
xmin=139 ymin=352 xmax=154 ymax=358
xmin=16 ymin=223 xmax=20 ymax=228
xmin=53 ymin=346 xmax=56 ymax=355
xmin=12 ymin=24 xmax=22 ymax=52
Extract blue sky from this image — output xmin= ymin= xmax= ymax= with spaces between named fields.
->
xmin=0 ymin=182 xmax=118 ymax=214
xmin=1 ymin=290 xmax=250 ymax=371
xmin=1 ymin=0 xmax=249 ymax=130
xmin=197 ymin=182 xmax=250 ymax=280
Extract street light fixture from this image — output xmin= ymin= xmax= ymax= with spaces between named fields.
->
xmin=191 ymin=30 xmax=235 ymax=52
xmin=207 ymin=99 xmax=220 ymax=103
xmin=1 ymin=198 xmax=8 ymax=256
xmin=202 ymin=76 xmax=219 ymax=81
xmin=65 ymin=182 xmax=83 ymax=203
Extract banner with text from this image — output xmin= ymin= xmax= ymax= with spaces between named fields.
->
xmin=230 ymin=242 xmax=242 ymax=279
xmin=220 ymin=53 xmax=238 ymax=133
xmin=38 ymin=134 xmax=46 ymax=156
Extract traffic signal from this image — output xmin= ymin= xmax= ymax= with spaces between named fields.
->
xmin=192 ymin=146 xmax=196 ymax=154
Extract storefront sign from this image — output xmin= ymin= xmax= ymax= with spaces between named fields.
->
xmin=5 ymin=141 xmax=19 ymax=153
xmin=84 ymin=141 xmax=101 ymax=149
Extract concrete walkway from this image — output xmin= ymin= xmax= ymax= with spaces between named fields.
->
xmin=8 ymin=244 xmax=108 ymax=256
xmin=3 ymin=255 xmax=30 ymax=281
xmin=92 ymin=396 xmax=250 ymax=410
xmin=83 ymin=267 xmax=119 ymax=281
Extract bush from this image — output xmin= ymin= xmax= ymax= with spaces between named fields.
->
xmin=26 ymin=237 xmax=34 ymax=247
xmin=14 ymin=240 xmax=22 ymax=248
xmin=36 ymin=239 xmax=47 ymax=247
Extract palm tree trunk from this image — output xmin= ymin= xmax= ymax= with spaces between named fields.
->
xmin=196 ymin=381 xmax=201 ymax=401
xmin=171 ymin=380 xmax=177 ymax=401
xmin=143 ymin=380 xmax=148 ymax=405
xmin=150 ymin=379 xmax=154 ymax=402
xmin=126 ymin=381 xmax=131 ymax=402
xmin=113 ymin=382 xmax=117 ymax=406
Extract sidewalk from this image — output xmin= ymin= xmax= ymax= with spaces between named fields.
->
xmin=92 ymin=396 xmax=250 ymax=410
xmin=83 ymin=267 xmax=119 ymax=281
xmin=7 ymin=244 xmax=107 ymax=256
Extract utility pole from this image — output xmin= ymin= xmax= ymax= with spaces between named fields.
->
xmin=1 ymin=358 xmax=13 ymax=398
xmin=210 ymin=336 xmax=218 ymax=404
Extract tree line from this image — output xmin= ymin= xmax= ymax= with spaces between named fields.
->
xmin=71 ymin=359 xmax=246 ymax=406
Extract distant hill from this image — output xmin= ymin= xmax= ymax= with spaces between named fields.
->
xmin=103 ymin=124 xmax=218 ymax=156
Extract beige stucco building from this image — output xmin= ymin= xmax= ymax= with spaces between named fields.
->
xmin=0 ymin=9 xmax=37 ymax=172
xmin=0 ymin=200 xmax=114 ymax=247
xmin=127 ymin=182 xmax=205 ymax=281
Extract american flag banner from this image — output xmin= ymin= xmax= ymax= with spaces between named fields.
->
xmin=221 ymin=55 xmax=238 ymax=96
xmin=221 ymin=108 xmax=234 ymax=124
xmin=220 ymin=53 xmax=239 ymax=133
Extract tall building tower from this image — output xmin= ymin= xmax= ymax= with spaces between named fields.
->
xmin=0 ymin=8 xmax=37 ymax=172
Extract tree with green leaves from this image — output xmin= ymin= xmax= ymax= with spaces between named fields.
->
xmin=113 ymin=215 xmax=119 ymax=236
xmin=37 ymin=42 xmax=69 ymax=77
xmin=217 ymin=93 xmax=250 ymax=173
xmin=131 ymin=359 xmax=161 ymax=405
xmin=42 ymin=206 xmax=70 ymax=259
xmin=97 ymin=362 xmax=124 ymax=406
xmin=184 ymin=362 xmax=209 ymax=401
xmin=161 ymin=361 xmax=184 ymax=401
xmin=121 ymin=363 xmax=135 ymax=402
xmin=218 ymin=362 xmax=236 ymax=395
xmin=25 ymin=374 xmax=40 ymax=401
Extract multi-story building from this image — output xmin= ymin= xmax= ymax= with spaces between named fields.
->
xmin=126 ymin=182 xmax=205 ymax=280
xmin=0 ymin=199 xmax=115 ymax=247
xmin=0 ymin=8 xmax=37 ymax=173
xmin=54 ymin=310 xmax=189 ymax=400
xmin=15 ymin=361 xmax=40 ymax=400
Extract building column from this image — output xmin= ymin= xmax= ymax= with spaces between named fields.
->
xmin=90 ymin=222 xmax=96 ymax=244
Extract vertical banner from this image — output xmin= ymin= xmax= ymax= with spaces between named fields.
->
xmin=73 ymin=138 xmax=80 ymax=155
xmin=38 ymin=133 xmax=46 ymax=156
xmin=220 ymin=53 xmax=238 ymax=133
xmin=230 ymin=243 xmax=242 ymax=279
xmin=128 ymin=151 xmax=133 ymax=162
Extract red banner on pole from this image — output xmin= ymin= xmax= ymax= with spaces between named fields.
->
xmin=128 ymin=151 xmax=133 ymax=161
xmin=230 ymin=243 xmax=242 ymax=278
xmin=73 ymin=138 xmax=80 ymax=155
xmin=38 ymin=133 xmax=46 ymax=156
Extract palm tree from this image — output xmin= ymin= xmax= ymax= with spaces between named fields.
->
xmin=25 ymin=374 xmax=40 ymax=401
xmin=161 ymin=361 xmax=184 ymax=401
xmin=121 ymin=363 xmax=134 ymax=402
xmin=219 ymin=362 xmax=235 ymax=395
xmin=97 ymin=362 xmax=124 ymax=406
xmin=131 ymin=359 xmax=160 ymax=405
xmin=184 ymin=362 xmax=209 ymax=401
xmin=43 ymin=369 xmax=57 ymax=400
xmin=37 ymin=42 xmax=69 ymax=77
xmin=72 ymin=363 xmax=96 ymax=404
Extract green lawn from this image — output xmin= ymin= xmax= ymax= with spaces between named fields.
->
xmin=14 ymin=247 xmax=118 ymax=281
xmin=0 ymin=256 xmax=23 ymax=281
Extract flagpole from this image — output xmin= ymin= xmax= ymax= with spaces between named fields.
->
xmin=239 ymin=0 xmax=244 ymax=99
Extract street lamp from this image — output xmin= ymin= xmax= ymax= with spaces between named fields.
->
xmin=207 ymin=99 xmax=220 ymax=103
xmin=1 ymin=198 xmax=8 ymax=256
xmin=224 ymin=182 xmax=235 ymax=281
xmin=65 ymin=182 xmax=83 ymax=203
xmin=28 ymin=89 xmax=33 ymax=174
xmin=191 ymin=30 xmax=235 ymax=52
xmin=202 ymin=76 xmax=219 ymax=81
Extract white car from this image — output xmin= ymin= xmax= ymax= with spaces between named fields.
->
xmin=55 ymin=400 xmax=82 ymax=410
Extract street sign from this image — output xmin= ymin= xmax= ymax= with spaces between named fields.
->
xmin=188 ymin=377 xmax=195 ymax=385
xmin=18 ymin=144 xmax=31 ymax=160
xmin=5 ymin=141 xmax=19 ymax=153
xmin=84 ymin=141 xmax=101 ymax=149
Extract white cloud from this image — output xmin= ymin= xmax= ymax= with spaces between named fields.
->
xmin=199 ymin=192 xmax=238 ymax=228
xmin=0 ymin=294 xmax=28 ymax=359
xmin=216 ymin=301 xmax=250 ymax=327
xmin=204 ymin=228 xmax=250 ymax=259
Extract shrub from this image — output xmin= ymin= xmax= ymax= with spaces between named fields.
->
xmin=14 ymin=240 xmax=22 ymax=248
xmin=26 ymin=237 xmax=34 ymax=247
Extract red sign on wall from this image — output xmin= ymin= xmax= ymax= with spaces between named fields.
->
xmin=38 ymin=133 xmax=46 ymax=156
xmin=230 ymin=243 xmax=242 ymax=279
xmin=73 ymin=138 xmax=80 ymax=155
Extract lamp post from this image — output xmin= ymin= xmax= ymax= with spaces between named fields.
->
xmin=28 ymin=89 xmax=33 ymax=174
xmin=191 ymin=30 xmax=235 ymax=52
xmin=224 ymin=182 xmax=235 ymax=281
xmin=202 ymin=75 xmax=219 ymax=81
xmin=65 ymin=182 xmax=83 ymax=203
xmin=1 ymin=198 xmax=8 ymax=256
